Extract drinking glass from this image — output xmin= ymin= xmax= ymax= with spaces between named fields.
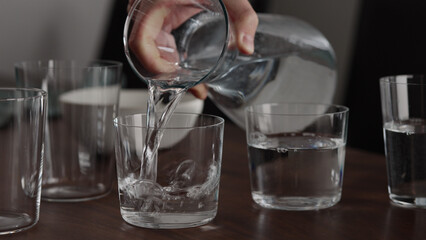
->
xmin=15 ymin=60 xmax=122 ymax=202
xmin=245 ymin=103 xmax=349 ymax=210
xmin=380 ymin=74 xmax=426 ymax=208
xmin=0 ymin=88 xmax=47 ymax=235
xmin=114 ymin=113 xmax=224 ymax=229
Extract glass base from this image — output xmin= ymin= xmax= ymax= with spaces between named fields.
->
xmin=0 ymin=212 xmax=38 ymax=235
xmin=41 ymin=184 xmax=111 ymax=202
xmin=390 ymin=194 xmax=426 ymax=208
xmin=252 ymin=193 xmax=341 ymax=211
xmin=121 ymin=210 xmax=217 ymax=229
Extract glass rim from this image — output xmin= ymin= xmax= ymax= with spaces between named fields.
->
xmin=123 ymin=0 xmax=229 ymax=85
xmin=380 ymin=74 xmax=426 ymax=85
xmin=245 ymin=102 xmax=349 ymax=116
xmin=0 ymin=88 xmax=47 ymax=102
xmin=14 ymin=59 xmax=123 ymax=70
xmin=114 ymin=112 xmax=225 ymax=129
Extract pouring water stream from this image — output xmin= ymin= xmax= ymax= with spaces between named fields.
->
xmin=124 ymin=0 xmax=337 ymax=182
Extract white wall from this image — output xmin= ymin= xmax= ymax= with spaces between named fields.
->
xmin=266 ymin=0 xmax=361 ymax=104
xmin=0 ymin=0 xmax=114 ymax=86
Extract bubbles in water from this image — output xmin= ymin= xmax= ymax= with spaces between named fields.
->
xmin=170 ymin=159 xmax=196 ymax=189
xmin=302 ymin=136 xmax=337 ymax=149
xmin=276 ymin=147 xmax=288 ymax=154
xmin=120 ymin=160 xmax=220 ymax=213
xmin=250 ymin=132 xmax=267 ymax=142
xmin=386 ymin=120 xmax=426 ymax=136
xmin=186 ymin=162 xmax=219 ymax=199
xmin=120 ymin=176 xmax=165 ymax=212
xmin=399 ymin=124 xmax=416 ymax=135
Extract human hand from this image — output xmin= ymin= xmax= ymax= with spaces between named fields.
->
xmin=127 ymin=0 xmax=258 ymax=99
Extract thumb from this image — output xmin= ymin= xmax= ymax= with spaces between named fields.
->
xmin=222 ymin=0 xmax=258 ymax=55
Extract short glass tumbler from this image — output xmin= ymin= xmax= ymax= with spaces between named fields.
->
xmin=114 ymin=113 xmax=224 ymax=229
xmin=245 ymin=103 xmax=349 ymax=210
xmin=380 ymin=74 xmax=426 ymax=208
xmin=0 ymin=88 xmax=47 ymax=235
xmin=15 ymin=60 xmax=122 ymax=202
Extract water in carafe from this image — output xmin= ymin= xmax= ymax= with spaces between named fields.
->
xmin=174 ymin=13 xmax=337 ymax=128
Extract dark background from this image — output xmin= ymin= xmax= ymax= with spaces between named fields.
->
xmin=100 ymin=0 xmax=426 ymax=153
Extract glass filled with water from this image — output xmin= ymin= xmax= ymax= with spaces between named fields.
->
xmin=114 ymin=113 xmax=224 ymax=229
xmin=245 ymin=103 xmax=349 ymax=210
xmin=380 ymin=74 xmax=426 ymax=208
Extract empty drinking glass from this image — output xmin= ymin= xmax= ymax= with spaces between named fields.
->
xmin=0 ymin=88 xmax=47 ymax=235
xmin=16 ymin=60 xmax=122 ymax=202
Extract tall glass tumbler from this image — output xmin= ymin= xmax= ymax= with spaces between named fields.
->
xmin=380 ymin=74 xmax=426 ymax=208
xmin=0 ymin=88 xmax=47 ymax=235
xmin=15 ymin=60 xmax=122 ymax=202
xmin=245 ymin=103 xmax=349 ymax=210
xmin=114 ymin=113 xmax=224 ymax=229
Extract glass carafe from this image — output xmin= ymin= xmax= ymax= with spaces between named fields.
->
xmin=124 ymin=0 xmax=337 ymax=128
xmin=203 ymin=13 xmax=337 ymax=128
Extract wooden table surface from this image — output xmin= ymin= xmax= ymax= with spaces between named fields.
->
xmin=6 ymin=123 xmax=426 ymax=240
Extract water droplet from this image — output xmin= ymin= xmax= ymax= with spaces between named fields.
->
xmin=276 ymin=147 xmax=288 ymax=154
xmin=250 ymin=132 xmax=267 ymax=141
